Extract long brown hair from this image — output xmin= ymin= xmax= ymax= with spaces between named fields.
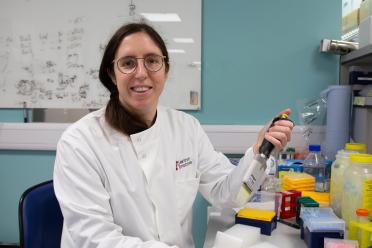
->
xmin=99 ymin=23 xmax=169 ymax=135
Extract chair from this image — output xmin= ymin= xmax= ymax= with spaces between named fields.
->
xmin=19 ymin=180 xmax=63 ymax=248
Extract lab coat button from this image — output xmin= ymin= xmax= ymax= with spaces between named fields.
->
xmin=141 ymin=154 xmax=146 ymax=159
xmin=136 ymin=137 xmax=141 ymax=142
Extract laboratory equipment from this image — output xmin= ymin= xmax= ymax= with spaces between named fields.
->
xmin=303 ymin=144 xmax=327 ymax=192
xmin=321 ymin=85 xmax=352 ymax=160
xmin=213 ymin=224 xmax=261 ymax=248
xmin=330 ymin=143 xmax=366 ymax=217
xmin=235 ymin=208 xmax=277 ymax=236
xmin=241 ymin=114 xmax=293 ymax=203
xmin=301 ymin=207 xmax=345 ymax=248
xmin=282 ymin=172 xmax=315 ymax=192
xmin=342 ymin=154 xmax=372 ymax=227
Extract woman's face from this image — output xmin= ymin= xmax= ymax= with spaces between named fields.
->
xmin=111 ymin=32 xmax=167 ymax=121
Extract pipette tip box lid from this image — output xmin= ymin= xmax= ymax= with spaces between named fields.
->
xmin=300 ymin=207 xmax=346 ymax=248
xmin=300 ymin=207 xmax=345 ymax=232
xmin=235 ymin=208 xmax=277 ymax=235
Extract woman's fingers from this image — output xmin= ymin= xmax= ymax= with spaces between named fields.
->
xmin=263 ymin=134 xmax=283 ymax=151
xmin=253 ymin=108 xmax=294 ymax=154
xmin=269 ymin=123 xmax=293 ymax=142
xmin=264 ymin=132 xmax=288 ymax=150
xmin=265 ymin=118 xmax=294 ymax=150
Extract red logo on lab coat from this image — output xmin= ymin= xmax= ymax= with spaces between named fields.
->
xmin=176 ymin=157 xmax=192 ymax=171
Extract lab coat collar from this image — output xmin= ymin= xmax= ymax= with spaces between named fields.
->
xmin=98 ymin=106 xmax=162 ymax=144
xmin=129 ymin=107 xmax=161 ymax=143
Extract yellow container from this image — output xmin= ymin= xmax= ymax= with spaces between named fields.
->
xmin=282 ymin=172 xmax=315 ymax=184
xmin=342 ymin=154 xmax=372 ymax=227
xmin=236 ymin=208 xmax=276 ymax=222
xmin=330 ymin=143 xmax=366 ymax=217
xmin=349 ymin=220 xmax=372 ymax=248
xmin=282 ymin=172 xmax=315 ymax=191
xmin=302 ymin=191 xmax=330 ymax=207
xmin=345 ymin=143 xmax=367 ymax=152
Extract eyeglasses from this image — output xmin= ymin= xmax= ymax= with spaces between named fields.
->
xmin=113 ymin=54 xmax=166 ymax=74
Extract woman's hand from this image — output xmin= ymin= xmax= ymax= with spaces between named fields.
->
xmin=253 ymin=108 xmax=294 ymax=155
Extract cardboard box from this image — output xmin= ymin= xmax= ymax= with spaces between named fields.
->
xmin=342 ymin=9 xmax=360 ymax=34
xmin=343 ymin=0 xmax=362 ymax=16
xmin=359 ymin=0 xmax=372 ymax=22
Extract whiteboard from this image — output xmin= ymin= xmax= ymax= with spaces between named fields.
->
xmin=0 ymin=0 xmax=201 ymax=109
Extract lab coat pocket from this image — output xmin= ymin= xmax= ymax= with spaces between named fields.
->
xmin=175 ymin=175 xmax=200 ymax=224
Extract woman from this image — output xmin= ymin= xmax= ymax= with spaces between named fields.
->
xmin=54 ymin=22 xmax=293 ymax=248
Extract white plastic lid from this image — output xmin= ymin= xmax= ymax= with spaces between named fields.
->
xmin=336 ymin=149 xmax=359 ymax=160
xmin=301 ymin=207 xmax=345 ymax=232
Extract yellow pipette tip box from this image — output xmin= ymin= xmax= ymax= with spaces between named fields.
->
xmin=236 ymin=208 xmax=278 ymax=235
xmin=301 ymin=191 xmax=330 ymax=207
xmin=236 ymin=208 xmax=276 ymax=222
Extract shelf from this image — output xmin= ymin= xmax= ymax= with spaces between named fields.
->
xmin=341 ymin=43 xmax=372 ymax=65
xmin=353 ymin=96 xmax=372 ymax=106
xmin=341 ymin=27 xmax=359 ymax=42
xmin=339 ymin=41 xmax=372 ymax=153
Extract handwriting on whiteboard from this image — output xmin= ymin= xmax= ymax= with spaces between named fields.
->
xmin=0 ymin=16 xmax=109 ymax=108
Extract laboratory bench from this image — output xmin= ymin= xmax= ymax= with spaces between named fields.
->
xmin=203 ymin=207 xmax=306 ymax=248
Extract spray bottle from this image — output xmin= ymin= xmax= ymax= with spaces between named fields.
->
xmin=237 ymin=113 xmax=293 ymax=204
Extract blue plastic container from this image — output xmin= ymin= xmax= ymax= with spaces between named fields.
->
xmin=300 ymin=207 xmax=345 ymax=248
xmin=277 ymin=160 xmax=304 ymax=179
xmin=303 ymin=225 xmax=344 ymax=248
xmin=278 ymin=162 xmax=303 ymax=173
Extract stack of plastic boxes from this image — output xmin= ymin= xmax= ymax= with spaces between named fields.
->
xmin=243 ymin=191 xmax=282 ymax=220
xmin=301 ymin=191 xmax=330 ymax=207
xmin=235 ymin=208 xmax=277 ymax=235
xmin=282 ymin=172 xmax=315 ymax=191
xmin=296 ymin=197 xmax=319 ymax=225
xmin=235 ymin=191 xmax=282 ymax=236
xmin=300 ymin=208 xmax=345 ymax=248
xmin=277 ymin=160 xmax=303 ymax=179
xmin=279 ymin=190 xmax=302 ymax=219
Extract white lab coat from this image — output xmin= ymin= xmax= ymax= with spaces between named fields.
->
xmin=53 ymin=106 xmax=255 ymax=248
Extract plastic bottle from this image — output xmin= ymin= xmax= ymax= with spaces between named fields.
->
xmin=356 ymin=208 xmax=369 ymax=246
xmin=356 ymin=208 xmax=369 ymax=224
xmin=286 ymin=147 xmax=295 ymax=160
xmin=324 ymin=160 xmax=333 ymax=192
xmin=342 ymin=154 xmax=372 ymax=227
xmin=302 ymin=144 xmax=327 ymax=192
xmin=330 ymin=143 xmax=367 ymax=217
xmin=345 ymin=143 xmax=367 ymax=153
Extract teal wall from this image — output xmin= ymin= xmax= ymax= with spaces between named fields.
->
xmin=0 ymin=1 xmax=340 ymax=247
xmin=0 ymin=151 xmax=56 ymax=243
xmin=190 ymin=0 xmax=340 ymax=124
